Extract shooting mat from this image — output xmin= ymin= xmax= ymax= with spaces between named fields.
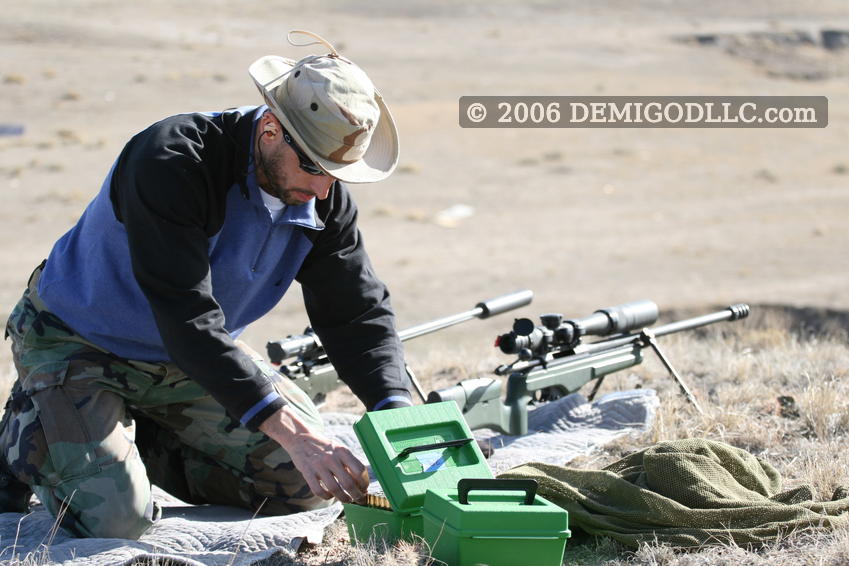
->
xmin=0 ymin=389 xmax=657 ymax=565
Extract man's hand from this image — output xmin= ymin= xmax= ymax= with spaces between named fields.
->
xmin=259 ymin=405 xmax=369 ymax=503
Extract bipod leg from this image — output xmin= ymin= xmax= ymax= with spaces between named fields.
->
xmin=639 ymin=329 xmax=704 ymax=415
xmin=587 ymin=376 xmax=606 ymax=401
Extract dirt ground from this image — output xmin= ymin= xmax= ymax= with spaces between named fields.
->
xmin=1 ymin=0 xmax=848 ymax=372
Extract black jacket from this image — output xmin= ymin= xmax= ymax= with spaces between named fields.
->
xmin=89 ymin=107 xmax=410 ymax=429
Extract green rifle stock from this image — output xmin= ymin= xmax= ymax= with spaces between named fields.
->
xmin=266 ymin=290 xmax=534 ymax=405
xmin=426 ymin=301 xmax=750 ymax=435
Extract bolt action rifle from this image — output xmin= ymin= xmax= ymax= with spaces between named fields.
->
xmin=426 ymin=300 xmax=750 ymax=435
xmin=266 ymin=290 xmax=534 ymax=405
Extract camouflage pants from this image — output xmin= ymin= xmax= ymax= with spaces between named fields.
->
xmin=0 ymin=265 xmax=329 ymax=539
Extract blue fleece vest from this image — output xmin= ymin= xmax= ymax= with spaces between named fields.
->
xmin=37 ymin=107 xmax=322 ymax=362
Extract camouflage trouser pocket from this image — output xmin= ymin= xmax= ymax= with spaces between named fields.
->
xmin=3 ymin=296 xmax=76 ymax=483
xmin=5 ymin=355 xmax=135 ymax=487
xmin=29 ymin=378 xmax=102 ymax=482
xmin=2 ymin=352 xmax=157 ymax=539
xmin=3 ymin=291 xmax=136 ymax=485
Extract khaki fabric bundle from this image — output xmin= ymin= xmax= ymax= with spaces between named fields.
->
xmin=501 ymin=439 xmax=849 ymax=548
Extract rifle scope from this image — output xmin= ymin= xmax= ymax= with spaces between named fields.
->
xmin=497 ymin=299 xmax=659 ymax=356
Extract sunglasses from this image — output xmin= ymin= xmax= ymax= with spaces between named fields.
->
xmin=281 ymin=129 xmax=326 ymax=176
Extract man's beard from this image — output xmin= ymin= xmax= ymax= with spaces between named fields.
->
xmin=256 ymin=142 xmax=307 ymax=206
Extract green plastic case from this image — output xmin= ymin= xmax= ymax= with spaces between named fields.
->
xmin=343 ymin=402 xmax=570 ymax=566
xmin=343 ymin=503 xmax=423 ymax=543
xmin=423 ymin=478 xmax=571 ymax=566
xmin=355 ymin=401 xmax=493 ymax=512
xmin=344 ymin=402 xmax=492 ymax=543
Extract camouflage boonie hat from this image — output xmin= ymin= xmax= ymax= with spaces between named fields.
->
xmin=249 ymin=30 xmax=399 ymax=183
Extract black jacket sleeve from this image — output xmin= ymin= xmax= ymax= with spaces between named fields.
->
xmin=296 ymin=183 xmax=411 ymax=410
xmin=111 ymin=117 xmax=285 ymax=431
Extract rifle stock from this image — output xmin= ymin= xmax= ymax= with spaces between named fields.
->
xmin=428 ymin=342 xmax=644 ymax=435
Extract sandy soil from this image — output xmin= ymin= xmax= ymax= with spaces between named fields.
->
xmin=1 ymin=0 xmax=848 ymax=373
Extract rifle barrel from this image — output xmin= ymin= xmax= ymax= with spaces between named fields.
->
xmin=651 ymin=303 xmax=750 ymax=337
xmin=579 ymin=303 xmax=750 ymax=355
xmin=398 ymin=290 xmax=533 ymax=342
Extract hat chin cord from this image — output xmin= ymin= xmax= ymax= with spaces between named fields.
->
xmin=287 ymin=30 xmax=340 ymax=58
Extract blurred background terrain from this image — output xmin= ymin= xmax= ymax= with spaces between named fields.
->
xmin=1 ymin=0 xmax=847 ymax=387
xmin=3 ymin=3 xmax=849 ymax=564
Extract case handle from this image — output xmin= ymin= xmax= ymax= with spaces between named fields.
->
xmin=397 ymin=438 xmax=473 ymax=459
xmin=457 ymin=478 xmax=538 ymax=505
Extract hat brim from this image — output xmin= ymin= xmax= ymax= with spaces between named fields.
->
xmin=249 ymin=55 xmax=399 ymax=184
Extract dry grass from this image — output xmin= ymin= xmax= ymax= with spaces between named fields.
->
xmin=2 ymin=305 xmax=848 ymax=565
xmin=303 ymin=305 xmax=849 ymax=566
xmin=286 ymin=522 xmax=435 ymax=566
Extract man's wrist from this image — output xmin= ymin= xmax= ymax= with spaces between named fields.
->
xmin=240 ymin=391 xmax=282 ymax=427
xmin=372 ymin=394 xmax=413 ymax=411
xmin=258 ymin=405 xmax=307 ymax=449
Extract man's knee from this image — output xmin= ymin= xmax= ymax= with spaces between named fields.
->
xmin=1 ymin=388 xmax=158 ymax=539
xmin=36 ymin=460 xmax=158 ymax=539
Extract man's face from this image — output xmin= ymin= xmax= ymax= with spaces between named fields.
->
xmin=256 ymin=115 xmax=336 ymax=206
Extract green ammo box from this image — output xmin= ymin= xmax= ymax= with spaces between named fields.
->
xmin=344 ymin=402 xmax=570 ymax=566
xmin=423 ymin=479 xmax=571 ymax=566
xmin=343 ymin=402 xmax=493 ymax=543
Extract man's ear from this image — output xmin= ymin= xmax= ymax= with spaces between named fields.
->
xmin=261 ymin=112 xmax=279 ymax=137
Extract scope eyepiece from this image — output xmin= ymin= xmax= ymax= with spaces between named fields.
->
xmin=496 ymin=329 xmax=539 ymax=355
xmin=497 ymin=317 xmax=548 ymax=355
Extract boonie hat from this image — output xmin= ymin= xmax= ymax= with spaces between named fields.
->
xmin=249 ymin=31 xmax=399 ymax=183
